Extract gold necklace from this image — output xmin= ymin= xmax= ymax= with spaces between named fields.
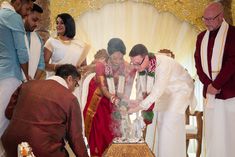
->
xmin=56 ymin=36 xmax=72 ymax=45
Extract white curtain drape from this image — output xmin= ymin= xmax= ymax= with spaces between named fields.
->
xmin=76 ymin=1 xmax=198 ymax=76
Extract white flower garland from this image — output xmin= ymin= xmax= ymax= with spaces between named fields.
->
xmin=139 ymin=73 xmax=155 ymax=94
xmin=107 ymin=75 xmax=125 ymax=95
xmin=139 ymin=53 xmax=156 ymax=95
xmin=105 ymin=63 xmax=125 ymax=96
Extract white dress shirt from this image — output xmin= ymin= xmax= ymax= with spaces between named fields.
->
xmin=139 ymin=54 xmax=196 ymax=114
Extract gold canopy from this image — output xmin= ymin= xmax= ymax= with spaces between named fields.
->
xmin=50 ymin=0 xmax=234 ymax=32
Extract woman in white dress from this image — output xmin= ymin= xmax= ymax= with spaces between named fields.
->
xmin=44 ymin=13 xmax=90 ymax=77
xmin=44 ymin=14 xmax=90 ymax=138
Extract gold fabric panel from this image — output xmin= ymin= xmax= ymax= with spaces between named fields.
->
xmin=84 ymin=87 xmax=102 ymax=141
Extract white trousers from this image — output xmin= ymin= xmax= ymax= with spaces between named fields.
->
xmin=203 ymin=97 xmax=235 ymax=157
xmin=145 ymin=111 xmax=186 ymax=157
xmin=145 ymin=111 xmax=158 ymax=155
xmin=0 ymin=77 xmax=21 ymax=137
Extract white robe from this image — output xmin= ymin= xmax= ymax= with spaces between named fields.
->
xmin=138 ymin=54 xmax=196 ymax=157
xmin=0 ymin=77 xmax=21 ymax=137
xmin=200 ymin=20 xmax=235 ymax=157
xmin=203 ymin=97 xmax=235 ymax=157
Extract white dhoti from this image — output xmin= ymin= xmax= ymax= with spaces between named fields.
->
xmin=203 ymin=97 xmax=235 ymax=157
xmin=147 ymin=111 xmax=186 ymax=157
xmin=145 ymin=111 xmax=158 ymax=155
xmin=0 ymin=77 xmax=21 ymax=137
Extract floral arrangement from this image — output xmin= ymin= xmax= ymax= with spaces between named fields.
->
xmin=105 ymin=61 xmax=128 ymax=124
xmin=105 ymin=62 xmax=126 ymax=98
xmin=139 ymin=53 xmax=156 ymax=125
xmin=105 ymin=63 xmax=113 ymax=78
xmin=18 ymin=142 xmax=35 ymax=157
xmin=147 ymin=53 xmax=156 ymax=77
xmin=105 ymin=63 xmax=116 ymax=95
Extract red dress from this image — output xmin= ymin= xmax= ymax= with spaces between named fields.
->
xmin=83 ymin=61 xmax=135 ymax=156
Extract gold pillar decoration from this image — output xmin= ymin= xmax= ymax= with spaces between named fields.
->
xmin=220 ymin=0 xmax=233 ymax=24
xmin=35 ymin=0 xmax=50 ymax=43
xmin=0 ymin=0 xmax=9 ymax=3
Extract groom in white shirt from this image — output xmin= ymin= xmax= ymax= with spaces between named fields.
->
xmin=128 ymin=44 xmax=196 ymax=157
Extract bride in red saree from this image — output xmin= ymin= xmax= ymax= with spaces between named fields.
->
xmin=83 ymin=38 xmax=136 ymax=156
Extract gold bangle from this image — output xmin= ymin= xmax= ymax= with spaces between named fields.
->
xmin=110 ymin=96 xmax=115 ymax=104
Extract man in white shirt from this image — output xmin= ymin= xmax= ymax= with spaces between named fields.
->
xmin=24 ymin=2 xmax=45 ymax=79
xmin=128 ymin=44 xmax=196 ymax=157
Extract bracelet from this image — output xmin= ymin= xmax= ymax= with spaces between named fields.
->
xmin=110 ymin=95 xmax=115 ymax=104
xmin=114 ymin=98 xmax=120 ymax=106
xmin=110 ymin=95 xmax=120 ymax=105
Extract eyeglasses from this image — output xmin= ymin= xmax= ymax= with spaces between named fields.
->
xmin=202 ymin=12 xmax=222 ymax=22
xmin=131 ymin=56 xmax=145 ymax=66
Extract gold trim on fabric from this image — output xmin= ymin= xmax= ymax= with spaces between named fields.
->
xmin=84 ymin=87 xmax=102 ymax=141
xmin=97 ymin=76 xmax=113 ymax=99
xmin=97 ymin=76 xmax=106 ymax=87
xmin=55 ymin=36 xmax=72 ymax=45
xmin=217 ymin=26 xmax=227 ymax=72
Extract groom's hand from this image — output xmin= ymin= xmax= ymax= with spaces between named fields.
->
xmin=207 ymin=84 xmax=220 ymax=95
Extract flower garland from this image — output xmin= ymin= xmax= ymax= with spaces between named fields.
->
xmin=105 ymin=62 xmax=129 ymax=126
xmin=139 ymin=53 xmax=157 ymax=125
xmin=105 ymin=62 xmax=126 ymax=100
xmin=105 ymin=63 xmax=116 ymax=95
xmin=18 ymin=142 xmax=35 ymax=157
